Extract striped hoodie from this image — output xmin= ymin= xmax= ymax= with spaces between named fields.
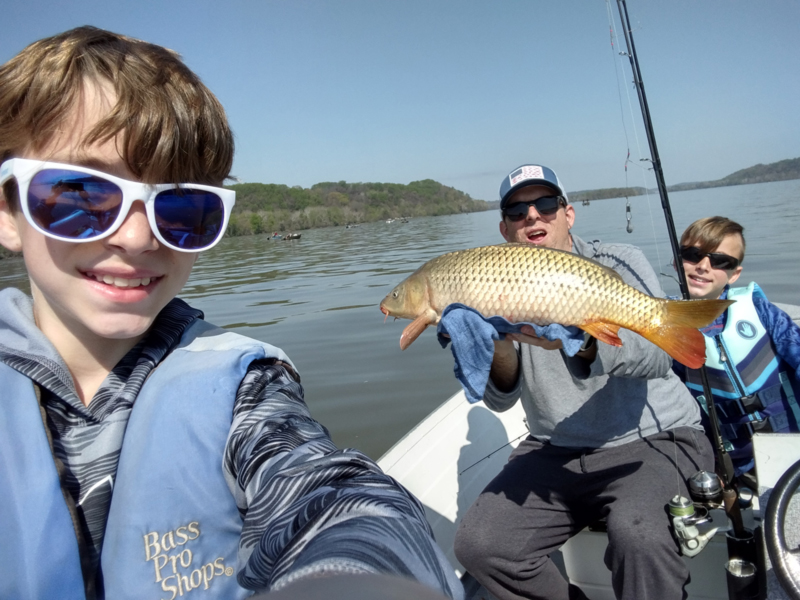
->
xmin=0 ymin=288 xmax=462 ymax=599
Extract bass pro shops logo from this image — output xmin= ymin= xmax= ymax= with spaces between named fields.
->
xmin=735 ymin=320 xmax=758 ymax=340
xmin=144 ymin=521 xmax=235 ymax=599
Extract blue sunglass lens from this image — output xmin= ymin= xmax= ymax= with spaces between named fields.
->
xmin=28 ymin=169 xmax=123 ymax=238
xmin=154 ymin=189 xmax=224 ymax=250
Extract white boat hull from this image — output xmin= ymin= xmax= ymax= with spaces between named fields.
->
xmin=379 ymin=392 xmax=529 ymax=578
xmin=379 ymin=389 xmax=800 ymax=599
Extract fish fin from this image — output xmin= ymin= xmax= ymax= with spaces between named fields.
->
xmin=642 ymin=325 xmax=707 ymax=369
xmin=580 ymin=322 xmax=623 ymax=347
xmin=663 ymin=298 xmax=734 ymax=329
xmin=640 ymin=299 xmax=734 ymax=369
xmin=400 ymin=314 xmax=434 ymax=350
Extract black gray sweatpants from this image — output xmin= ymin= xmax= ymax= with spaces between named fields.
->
xmin=453 ymin=427 xmax=714 ymax=600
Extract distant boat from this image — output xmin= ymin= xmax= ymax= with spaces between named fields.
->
xmin=282 ymin=233 xmax=301 ymax=240
xmin=582 ymin=200 xmax=590 ymax=206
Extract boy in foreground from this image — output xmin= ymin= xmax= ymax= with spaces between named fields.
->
xmin=673 ymin=216 xmax=800 ymax=486
xmin=0 ymin=27 xmax=461 ymax=600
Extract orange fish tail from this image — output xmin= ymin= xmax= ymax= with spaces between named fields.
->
xmin=642 ymin=298 xmax=734 ymax=368
xmin=643 ymin=325 xmax=706 ymax=368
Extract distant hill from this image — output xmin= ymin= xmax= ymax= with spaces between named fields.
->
xmin=572 ymin=157 xmax=800 ymax=200
xmin=226 ymin=179 xmax=490 ymax=236
xmin=568 ymin=158 xmax=800 ymax=202
xmin=0 ymin=178 xmax=490 ymax=259
xmin=1 ymin=158 xmax=796 ymax=259
xmin=667 ymin=157 xmax=800 ymax=192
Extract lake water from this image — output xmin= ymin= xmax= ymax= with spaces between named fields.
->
xmin=1 ymin=179 xmax=798 ymax=459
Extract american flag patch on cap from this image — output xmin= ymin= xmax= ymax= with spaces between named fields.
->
xmin=509 ymin=165 xmax=544 ymax=187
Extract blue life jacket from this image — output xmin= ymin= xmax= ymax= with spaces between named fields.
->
xmin=0 ymin=320 xmax=293 ymax=600
xmin=683 ymin=283 xmax=800 ymax=475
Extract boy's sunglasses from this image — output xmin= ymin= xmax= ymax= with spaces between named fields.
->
xmin=0 ymin=158 xmax=236 ymax=253
xmin=680 ymin=245 xmax=740 ymax=270
xmin=503 ymin=196 xmax=565 ymax=221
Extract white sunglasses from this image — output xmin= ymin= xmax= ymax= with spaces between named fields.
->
xmin=1 ymin=158 xmax=236 ymax=253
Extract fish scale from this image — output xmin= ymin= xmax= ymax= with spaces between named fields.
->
xmin=420 ymin=244 xmax=660 ymax=330
xmin=379 ymin=243 xmax=732 ymax=369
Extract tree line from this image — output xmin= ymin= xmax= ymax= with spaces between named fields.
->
xmin=0 ymin=178 xmax=489 ymax=259
xmin=225 ymin=179 xmax=490 ymax=236
xmin=668 ymin=157 xmax=800 ymax=192
xmin=2 ymin=157 xmax=798 ymax=259
xmin=565 ymin=157 xmax=800 ymax=201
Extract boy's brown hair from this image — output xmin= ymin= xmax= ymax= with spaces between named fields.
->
xmin=0 ymin=26 xmax=234 ymax=208
xmin=680 ymin=216 xmax=746 ymax=261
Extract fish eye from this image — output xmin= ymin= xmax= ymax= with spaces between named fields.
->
xmin=392 ymin=291 xmax=399 ymax=298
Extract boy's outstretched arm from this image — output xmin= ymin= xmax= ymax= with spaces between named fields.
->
xmin=223 ymin=359 xmax=464 ymax=599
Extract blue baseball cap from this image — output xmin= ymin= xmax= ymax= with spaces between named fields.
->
xmin=499 ymin=164 xmax=568 ymax=209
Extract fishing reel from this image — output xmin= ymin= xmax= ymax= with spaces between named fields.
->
xmin=669 ymin=495 xmax=724 ymax=557
xmin=669 ymin=471 xmax=728 ymax=557
xmin=688 ymin=469 xmax=725 ymax=506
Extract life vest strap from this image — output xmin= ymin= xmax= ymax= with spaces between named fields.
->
xmin=780 ymin=371 xmax=800 ymax=425
xmin=721 ymin=412 xmax=789 ymax=440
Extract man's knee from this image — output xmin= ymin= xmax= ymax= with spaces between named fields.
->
xmin=605 ymin=517 xmax=683 ymax=570
xmin=453 ymin=518 xmax=489 ymax=574
xmin=604 ymin=521 xmax=690 ymax=599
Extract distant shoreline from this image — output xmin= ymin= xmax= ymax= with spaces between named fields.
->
xmin=569 ymin=157 xmax=800 ymax=202
xmin=1 ymin=157 xmax=797 ymax=260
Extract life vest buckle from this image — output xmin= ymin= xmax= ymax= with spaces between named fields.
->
xmin=750 ymin=417 xmax=774 ymax=434
xmin=739 ymin=394 xmax=763 ymax=414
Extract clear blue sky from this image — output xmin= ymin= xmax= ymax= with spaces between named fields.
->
xmin=2 ymin=0 xmax=798 ymax=200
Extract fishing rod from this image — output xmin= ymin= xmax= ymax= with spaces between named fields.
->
xmin=612 ymin=12 xmax=764 ymax=597
xmin=614 ymin=0 xmax=738 ymax=498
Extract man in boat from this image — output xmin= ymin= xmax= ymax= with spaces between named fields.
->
xmin=672 ymin=216 xmax=800 ymax=489
xmin=453 ymin=164 xmax=714 ymax=600
xmin=0 ymin=27 xmax=462 ymax=600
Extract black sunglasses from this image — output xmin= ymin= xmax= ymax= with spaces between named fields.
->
xmin=680 ymin=246 xmax=740 ymax=270
xmin=503 ymin=196 xmax=565 ymax=221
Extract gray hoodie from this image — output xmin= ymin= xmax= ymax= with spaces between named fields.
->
xmin=0 ymin=288 xmax=76 ymax=394
xmin=483 ymin=235 xmax=703 ymax=448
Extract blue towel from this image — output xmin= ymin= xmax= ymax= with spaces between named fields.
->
xmin=436 ymin=304 xmax=584 ymax=404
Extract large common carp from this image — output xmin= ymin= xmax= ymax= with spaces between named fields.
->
xmin=379 ymin=243 xmax=732 ymax=369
